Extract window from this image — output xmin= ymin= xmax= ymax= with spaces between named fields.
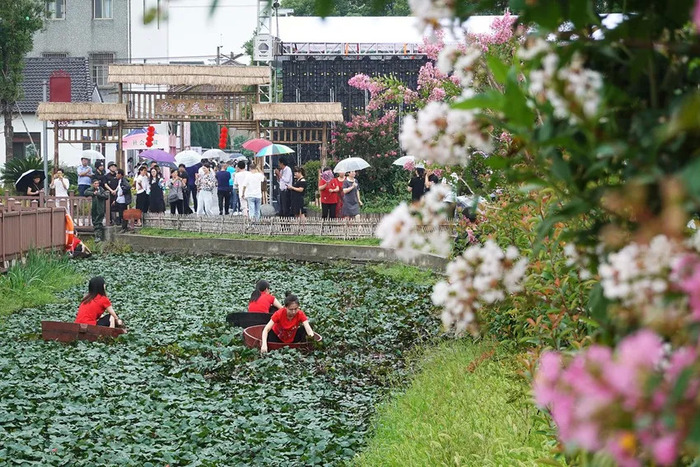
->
xmin=42 ymin=52 xmax=68 ymax=59
xmin=89 ymin=52 xmax=115 ymax=87
xmin=46 ymin=0 xmax=65 ymax=19
xmin=93 ymin=0 xmax=113 ymax=19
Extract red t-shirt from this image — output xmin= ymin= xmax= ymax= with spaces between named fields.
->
xmin=271 ymin=307 xmax=308 ymax=343
xmin=75 ymin=295 xmax=112 ymax=325
xmin=68 ymin=237 xmax=81 ymax=253
xmin=248 ymin=291 xmax=275 ymax=313
xmin=319 ymin=178 xmax=339 ymax=205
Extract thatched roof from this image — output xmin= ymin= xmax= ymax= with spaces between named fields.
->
xmin=252 ymin=102 xmax=343 ymax=122
xmin=108 ymin=64 xmax=270 ymax=86
xmin=37 ymin=102 xmax=127 ymax=121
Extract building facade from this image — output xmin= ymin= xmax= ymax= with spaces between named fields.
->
xmin=29 ymin=0 xmax=131 ymax=102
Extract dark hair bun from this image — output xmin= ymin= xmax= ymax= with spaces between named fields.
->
xmin=284 ymin=290 xmax=292 ymax=297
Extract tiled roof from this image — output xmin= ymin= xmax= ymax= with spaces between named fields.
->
xmin=17 ymin=57 xmax=95 ymax=114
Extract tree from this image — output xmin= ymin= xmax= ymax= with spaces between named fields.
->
xmin=0 ymin=0 xmax=44 ymax=161
xmin=280 ymin=0 xmax=410 ymax=16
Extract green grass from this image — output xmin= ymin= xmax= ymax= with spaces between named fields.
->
xmin=366 ymin=263 xmax=439 ymax=286
xmin=355 ymin=339 xmax=552 ymax=467
xmin=138 ymin=227 xmax=382 ymax=246
xmin=0 ymin=250 xmax=84 ymax=320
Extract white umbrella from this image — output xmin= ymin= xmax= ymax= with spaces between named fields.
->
xmin=201 ymin=149 xmax=227 ymax=160
xmin=334 ymin=157 xmax=371 ymax=174
xmin=81 ymin=149 xmax=104 ymax=163
xmin=174 ymin=150 xmax=202 ymax=167
xmin=392 ymin=155 xmax=414 ymax=166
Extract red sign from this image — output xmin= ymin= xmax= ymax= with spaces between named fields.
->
xmin=49 ymin=70 xmax=71 ymax=102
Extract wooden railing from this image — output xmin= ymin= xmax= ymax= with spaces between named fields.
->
xmin=0 ymin=194 xmax=110 ymax=231
xmin=0 ymin=201 xmax=67 ymax=267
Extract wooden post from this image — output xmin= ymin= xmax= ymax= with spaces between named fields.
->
xmin=116 ymin=121 xmax=124 ymax=168
xmin=53 ymin=121 xmax=59 ymax=168
xmin=321 ymin=122 xmax=328 ymax=167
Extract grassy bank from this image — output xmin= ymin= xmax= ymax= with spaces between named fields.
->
xmin=356 ymin=339 xmax=551 ymax=466
xmin=0 ymin=250 xmax=83 ymax=320
xmin=137 ymin=227 xmax=382 ymax=246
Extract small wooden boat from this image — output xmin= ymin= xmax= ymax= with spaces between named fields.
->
xmin=41 ymin=321 xmax=126 ymax=343
xmin=242 ymin=325 xmax=322 ymax=352
xmin=226 ymin=312 xmax=274 ymax=328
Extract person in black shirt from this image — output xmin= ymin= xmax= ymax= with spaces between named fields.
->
xmin=425 ymin=169 xmax=439 ymax=192
xmin=407 ymin=167 xmax=428 ymax=202
xmin=105 ymin=162 xmax=120 ymax=225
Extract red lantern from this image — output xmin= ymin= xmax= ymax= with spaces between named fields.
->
xmin=219 ymin=126 xmax=228 ymax=150
xmin=146 ymin=125 xmax=155 ymax=148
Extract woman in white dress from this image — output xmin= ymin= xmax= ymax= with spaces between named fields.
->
xmin=195 ymin=164 xmax=218 ymax=216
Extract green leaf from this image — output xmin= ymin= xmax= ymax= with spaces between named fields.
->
xmin=486 ymin=54 xmax=509 ymax=85
xmin=452 ymin=90 xmax=505 ymax=111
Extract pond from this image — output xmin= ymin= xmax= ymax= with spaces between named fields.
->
xmin=0 ymin=254 xmax=439 ymax=466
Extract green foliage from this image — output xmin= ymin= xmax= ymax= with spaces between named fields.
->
xmin=138 ymin=227 xmax=382 ymax=245
xmin=303 ymin=160 xmax=321 ymax=205
xmin=231 ymin=134 xmax=255 ymax=157
xmin=0 ymin=156 xmax=52 ymax=193
xmin=356 ymin=339 xmax=551 ymax=466
xmin=280 ymin=0 xmax=410 ymax=16
xmin=365 ymin=263 xmax=437 ymax=286
xmin=190 ymin=121 xmax=219 ymax=149
xmin=361 ymin=193 xmax=405 ymax=213
xmin=0 ymin=253 xmax=441 ymax=465
xmin=0 ymin=0 xmax=44 ymax=159
xmin=0 ymin=250 xmax=83 ymax=320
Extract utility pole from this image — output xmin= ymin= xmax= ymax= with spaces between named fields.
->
xmin=42 ymin=80 xmax=49 ymax=194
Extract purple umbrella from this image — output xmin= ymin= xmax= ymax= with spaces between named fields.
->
xmin=139 ymin=149 xmax=175 ymax=164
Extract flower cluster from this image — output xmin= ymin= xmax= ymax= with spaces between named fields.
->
xmin=535 ymin=331 xmax=700 ymax=467
xmin=436 ymin=44 xmax=482 ymax=88
xmin=468 ymin=10 xmax=517 ymax=51
xmin=598 ymin=235 xmax=681 ymax=308
xmin=525 ymin=47 xmax=604 ymax=123
xmin=670 ymin=252 xmax=700 ymax=320
xmin=431 ymin=239 xmax=528 ymax=334
xmin=400 ymin=100 xmax=492 ymax=166
xmin=376 ymin=184 xmax=452 ymax=260
xmin=408 ymin=0 xmax=456 ymax=32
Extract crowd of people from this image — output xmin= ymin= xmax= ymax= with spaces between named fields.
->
xmin=40 ymin=154 xmax=373 ymax=229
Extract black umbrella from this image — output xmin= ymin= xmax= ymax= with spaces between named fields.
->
xmin=15 ymin=169 xmax=45 ymax=195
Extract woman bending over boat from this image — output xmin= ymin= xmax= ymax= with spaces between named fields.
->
xmin=260 ymin=293 xmax=315 ymax=353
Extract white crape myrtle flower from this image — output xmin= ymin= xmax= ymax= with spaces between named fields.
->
xmin=598 ymin=235 xmax=682 ymax=308
xmin=433 ymin=240 xmax=528 ymax=334
xmin=524 ymin=47 xmax=603 ymax=123
xmin=375 ymin=202 xmax=423 ymax=260
xmin=376 ymin=184 xmax=453 ymax=260
xmin=400 ymin=101 xmax=492 ymax=166
xmin=408 ymin=0 xmax=455 ymax=31
xmin=517 ymin=37 xmax=550 ymax=60
xmin=436 ymin=44 xmax=482 ymax=87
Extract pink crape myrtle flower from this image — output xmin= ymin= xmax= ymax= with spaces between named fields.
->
xmin=671 ymin=253 xmax=700 ymax=319
xmin=695 ymin=0 xmax=700 ymax=32
xmin=534 ymin=331 xmax=699 ymax=466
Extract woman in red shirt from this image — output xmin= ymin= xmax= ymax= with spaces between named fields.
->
xmin=260 ymin=293 xmax=315 ymax=353
xmin=318 ymin=167 xmax=340 ymax=219
xmin=75 ymin=276 xmax=123 ymax=327
xmin=248 ymin=280 xmax=283 ymax=313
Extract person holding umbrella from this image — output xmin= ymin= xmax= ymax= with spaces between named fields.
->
xmin=276 ymin=158 xmax=293 ymax=217
xmin=15 ymin=169 xmax=45 ymax=197
xmin=342 ymin=171 xmax=363 ymax=219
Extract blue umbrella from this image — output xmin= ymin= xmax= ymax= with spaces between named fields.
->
xmin=255 ymin=144 xmax=295 ymax=157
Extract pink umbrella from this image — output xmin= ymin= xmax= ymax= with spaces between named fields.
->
xmin=242 ymin=138 xmax=272 ymax=153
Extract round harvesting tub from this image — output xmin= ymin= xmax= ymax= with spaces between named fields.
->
xmin=242 ymin=324 xmax=322 ymax=352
